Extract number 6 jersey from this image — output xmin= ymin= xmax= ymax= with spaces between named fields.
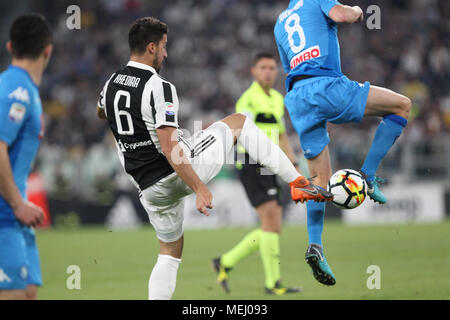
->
xmin=97 ymin=61 xmax=179 ymax=191
xmin=274 ymin=0 xmax=344 ymax=92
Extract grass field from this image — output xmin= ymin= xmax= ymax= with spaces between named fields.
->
xmin=36 ymin=220 xmax=450 ymax=300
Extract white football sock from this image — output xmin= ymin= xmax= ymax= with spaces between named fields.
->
xmin=148 ymin=254 xmax=181 ymax=300
xmin=238 ymin=116 xmax=300 ymax=183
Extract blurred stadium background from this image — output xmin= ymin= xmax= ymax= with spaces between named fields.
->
xmin=0 ymin=0 xmax=449 ymax=299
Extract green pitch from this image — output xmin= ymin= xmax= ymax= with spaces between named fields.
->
xmin=36 ymin=220 xmax=450 ymax=300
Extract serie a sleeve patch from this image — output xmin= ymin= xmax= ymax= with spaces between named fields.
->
xmin=8 ymin=103 xmax=26 ymax=124
xmin=163 ymin=82 xmax=175 ymax=122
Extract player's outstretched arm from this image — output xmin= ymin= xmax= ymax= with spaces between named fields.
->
xmin=157 ymin=126 xmax=213 ymax=216
xmin=0 ymin=141 xmax=44 ymax=226
xmin=328 ymin=5 xmax=363 ymax=24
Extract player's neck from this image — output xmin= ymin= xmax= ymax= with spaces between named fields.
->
xmin=130 ymin=55 xmax=156 ymax=72
xmin=11 ymin=58 xmax=44 ymax=87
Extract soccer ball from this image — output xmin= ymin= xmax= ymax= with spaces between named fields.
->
xmin=328 ymin=169 xmax=367 ymax=209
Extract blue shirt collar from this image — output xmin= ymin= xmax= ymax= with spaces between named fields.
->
xmin=8 ymin=65 xmax=39 ymax=90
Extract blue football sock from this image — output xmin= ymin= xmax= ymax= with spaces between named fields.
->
xmin=306 ymin=201 xmax=325 ymax=246
xmin=361 ymin=114 xmax=407 ymax=182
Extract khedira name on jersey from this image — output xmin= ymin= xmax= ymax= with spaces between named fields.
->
xmin=113 ymin=74 xmax=141 ymax=88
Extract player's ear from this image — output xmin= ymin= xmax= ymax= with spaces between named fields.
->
xmin=42 ymin=44 xmax=53 ymax=67
xmin=147 ymin=42 xmax=156 ymax=55
xmin=6 ymin=40 xmax=12 ymax=54
xmin=43 ymin=44 xmax=53 ymax=60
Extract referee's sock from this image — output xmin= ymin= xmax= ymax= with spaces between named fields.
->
xmin=221 ymin=228 xmax=262 ymax=268
xmin=237 ymin=116 xmax=299 ymax=183
xmin=259 ymin=231 xmax=281 ymax=289
xmin=148 ymin=254 xmax=181 ymax=300
xmin=361 ymin=114 xmax=407 ymax=182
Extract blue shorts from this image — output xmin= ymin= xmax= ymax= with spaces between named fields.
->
xmin=285 ymin=75 xmax=370 ymax=159
xmin=0 ymin=223 xmax=42 ymax=290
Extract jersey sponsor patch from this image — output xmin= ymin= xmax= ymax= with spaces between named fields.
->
xmin=8 ymin=103 xmax=26 ymax=123
xmin=117 ymin=139 xmax=154 ymax=152
xmin=290 ymin=45 xmax=321 ymax=70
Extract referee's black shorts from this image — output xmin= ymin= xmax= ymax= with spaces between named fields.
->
xmin=238 ymin=164 xmax=282 ymax=208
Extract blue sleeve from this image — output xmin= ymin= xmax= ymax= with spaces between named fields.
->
xmin=319 ymin=0 xmax=341 ymax=17
xmin=0 ymin=93 xmax=28 ymax=146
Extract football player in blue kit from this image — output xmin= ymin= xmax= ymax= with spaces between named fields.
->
xmin=274 ymin=0 xmax=411 ymax=285
xmin=0 ymin=14 xmax=52 ymax=299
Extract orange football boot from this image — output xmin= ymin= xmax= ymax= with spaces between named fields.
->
xmin=289 ymin=176 xmax=334 ymax=203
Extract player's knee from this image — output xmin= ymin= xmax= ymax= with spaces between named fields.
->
xmin=222 ymin=113 xmax=246 ymax=128
xmin=396 ymin=96 xmax=412 ymax=119
xmin=232 ymin=113 xmax=247 ymax=128
xmin=220 ymin=113 xmax=247 ymax=144
xmin=400 ymin=96 xmax=412 ymax=113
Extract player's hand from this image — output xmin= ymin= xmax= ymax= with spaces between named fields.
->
xmin=353 ymin=6 xmax=364 ymax=22
xmin=13 ymin=201 xmax=44 ymax=227
xmin=195 ymin=184 xmax=213 ymax=216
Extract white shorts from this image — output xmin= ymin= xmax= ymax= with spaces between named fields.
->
xmin=139 ymin=121 xmax=234 ymax=243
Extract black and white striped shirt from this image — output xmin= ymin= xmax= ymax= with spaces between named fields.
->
xmin=98 ymin=61 xmax=180 ymax=190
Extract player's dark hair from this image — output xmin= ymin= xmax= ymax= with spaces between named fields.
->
xmin=253 ymin=52 xmax=276 ymax=66
xmin=9 ymin=13 xmax=52 ymax=59
xmin=128 ymin=17 xmax=168 ymax=54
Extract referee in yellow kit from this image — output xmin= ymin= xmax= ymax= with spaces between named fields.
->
xmin=212 ymin=53 xmax=302 ymax=295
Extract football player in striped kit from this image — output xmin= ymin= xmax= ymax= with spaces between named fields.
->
xmin=97 ymin=17 xmax=333 ymax=300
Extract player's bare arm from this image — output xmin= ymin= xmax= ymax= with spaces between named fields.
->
xmin=156 ymin=125 xmax=213 ymax=216
xmin=0 ymin=141 xmax=43 ymax=227
xmin=96 ymin=105 xmax=106 ymax=120
xmin=328 ymin=4 xmax=363 ymax=23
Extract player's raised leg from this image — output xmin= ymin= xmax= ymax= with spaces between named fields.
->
xmin=148 ymin=236 xmax=183 ymax=300
xmin=304 ymin=146 xmax=336 ymax=286
xmin=361 ymin=86 xmax=411 ymax=203
xmin=220 ymin=113 xmax=333 ymax=203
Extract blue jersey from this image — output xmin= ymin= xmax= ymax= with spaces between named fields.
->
xmin=274 ymin=0 xmax=343 ymax=91
xmin=0 ymin=65 xmax=44 ymax=227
